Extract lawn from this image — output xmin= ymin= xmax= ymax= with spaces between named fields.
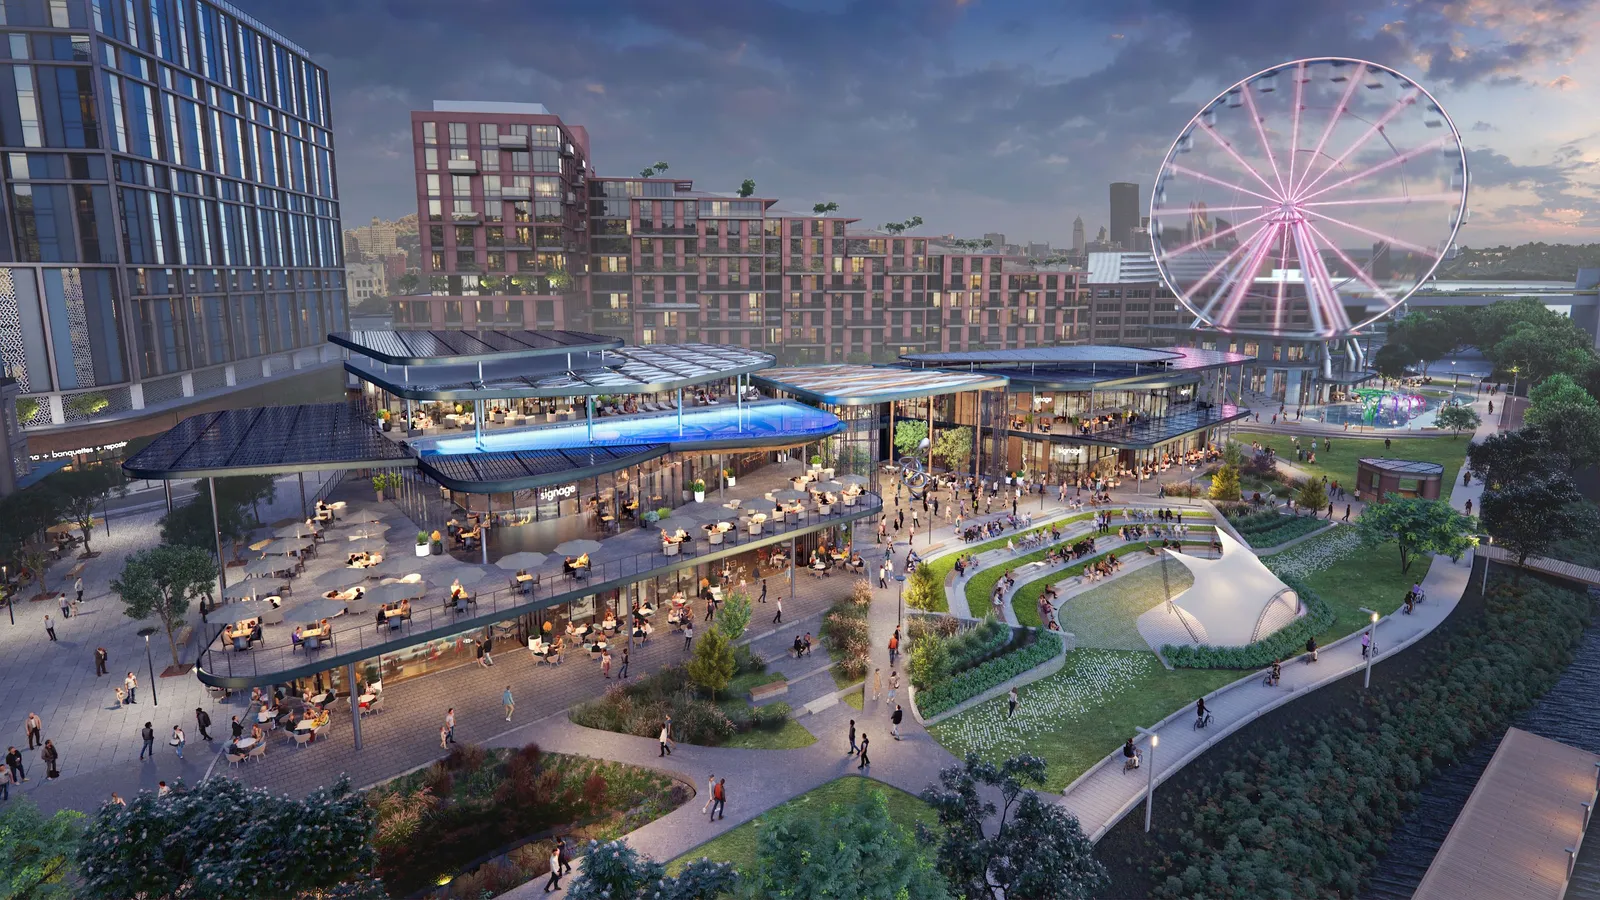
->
xmin=666 ymin=776 xmax=936 ymax=875
xmin=1262 ymin=530 xmax=1418 ymax=644
xmin=842 ymin=684 xmax=864 ymax=709
xmin=1055 ymin=559 xmax=1194 ymax=650
xmin=715 ymin=671 xmax=816 ymax=749
xmin=1230 ymin=429 xmax=1469 ymax=491
xmin=1007 ymin=532 xmax=1216 ymax=628
xmin=928 ymin=649 xmax=1239 ymax=791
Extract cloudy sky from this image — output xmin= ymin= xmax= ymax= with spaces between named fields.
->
xmin=238 ymin=0 xmax=1600 ymax=248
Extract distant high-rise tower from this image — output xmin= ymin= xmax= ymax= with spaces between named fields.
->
xmin=1072 ymin=217 xmax=1086 ymax=255
xmin=984 ymin=232 xmax=1007 ymax=249
xmin=1110 ymin=182 xmax=1140 ymax=249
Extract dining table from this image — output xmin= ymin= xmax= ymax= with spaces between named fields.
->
xmin=256 ymin=708 xmax=275 ymax=724
xmin=234 ymin=736 xmax=258 ymax=750
xmin=309 ymin=692 xmax=331 ymax=706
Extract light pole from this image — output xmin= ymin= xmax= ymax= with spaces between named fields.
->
xmin=894 ymin=573 xmax=906 ymax=628
xmin=1138 ymin=726 xmax=1159 ymax=832
xmin=3 ymin=565 xmax=10 ymax=626
xmin=1358 ymin=607 xmax=1379 ymax=689
xmin=137 ymin=626 xmax=160 ymax=706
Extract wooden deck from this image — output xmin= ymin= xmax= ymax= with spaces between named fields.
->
xmin=1414 ymin=728 xmax=1600 ymax=900
xmin=1480 ymin=545 xmax=1600 ymax=587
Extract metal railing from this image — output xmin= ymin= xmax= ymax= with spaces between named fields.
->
xmin=196 ymin=492 xmax=883 ymax=685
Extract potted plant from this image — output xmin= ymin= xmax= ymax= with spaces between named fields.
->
xmin=723 ymin=467 xmax=736 ymax=488
xmin=656 ymin=507 xmax=671 ymax=520
xmin=430 ymin=530 xmax=444 ymax=555
xmin=415 ymin=531 xmax=429 ymax=558
xmin=378 ymin=409 xmax=392 ymax=432
xmin=809 ymin=454 xmax=823 ymax=471
xmin=691 ymin=478 xmax=706 ymax=503
xmin=371 ymin=473 xmax=390 ymax=502
xmin=642 ymin=509 xmax=660 ymax=526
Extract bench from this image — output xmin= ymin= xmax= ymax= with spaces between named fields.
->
xmin=749 ymin=680 xmax=788 ymax=702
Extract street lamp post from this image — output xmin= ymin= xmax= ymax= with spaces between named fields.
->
xmin=137 ymin=626 xmax=160 ymax=706
xmin=3 ymin=565 xmax=10 ymax=626
xmin=1138 ymin=726 xmax=1159 ymax=832
xmin=894 ymin=573 xmax=907 ymax=628
xmin=1358 ymin=607 xmax=1379 ymax=689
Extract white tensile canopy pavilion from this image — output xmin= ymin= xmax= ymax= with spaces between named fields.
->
xmin=1137 ymin=529 xmax=1303 ymax=649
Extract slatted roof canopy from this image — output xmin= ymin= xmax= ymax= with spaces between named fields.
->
xmin=1358 ymin=457 xmax=1446 ymax=476
xmin=902 ymin=346 xmax=1181 ymax=365
xmin=330 ymin=329 xmax=620 ymax=366
xmin=752 ymin=364 xmax=1008 ymax=406
xmin=123 ymin=403 xmax=414 ymax=479
xmin=416 ymin=443 xmax=667 ymax=493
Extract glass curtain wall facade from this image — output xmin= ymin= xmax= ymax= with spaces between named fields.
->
xmin=0 ymin=0 xmax=342 ymax=432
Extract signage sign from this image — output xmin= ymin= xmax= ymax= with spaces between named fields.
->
xmin=538 ymin=483 xmax=576 ymax=503
xmin=30 ymin=440 xmax=128 ymax=461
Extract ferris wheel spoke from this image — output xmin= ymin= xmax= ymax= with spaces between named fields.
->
xmin=1273 ymin=221 xmax=1293 ymax=334
xmin=1299 ymin=207 xmax=1437 ymax=256
xmin=1291 ymin=61 xmax=1365 ymax=197
xmin=1288 ymin=220 xmax=1353 ymax=335
xmin=1302 ymin=192 xmax=1461 ymax=209
xmin=1296 ymin=135 xmax=1452 ymax=204
xmin=1215 ymin=222 xmax=1281 ymax=325
xmin=1301 ymin=219 xmax=1400 ymax=307
xmin=1296 ymin=88 xmax=1423 ymax=199
xmin=1185 ymin=221 xmax=1278 ymax=316
xmin=1166 ymin=164 xmax=1281 ymax=205
xmin=1160 ymin=208 xmax=1277 ymax=257
xmin=1196 ymin=122 xmax=1285 ymax=200
xmin=1285 ymin=61 xmax=1307 ymax=200
xmin=1240 ymin=87 xmax=1287 ymax=196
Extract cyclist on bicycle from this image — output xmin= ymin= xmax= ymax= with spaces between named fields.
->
xmin=1196 ymin=697 xmax=1208 ymax=724
xmin=1266 ymin=659 xmax=1282 ymax=686
xmin=1123 ymin=737 xmax=1140 ymax=768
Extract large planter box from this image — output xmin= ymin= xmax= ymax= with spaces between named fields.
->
xmin=414 ymin=543 xmax=430 ymax=558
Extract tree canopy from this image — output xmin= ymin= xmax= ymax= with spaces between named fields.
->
xmin=686 ymin=626 xmax=735 ymax=699
xmin=893 ymin=420 xmax=928 ymax=460
xmin=1480 ymin=473 xmax=1597 ymax=566
xmin=565 ymin=839 xmax=733 ymax=900
xmin=743 ymin=787 xmax=949 ymax=899
xmin=1467 ymin=427 xmax=1561 ymax=489
xmin=1435 ymin=404 xmax=1481 ymax=438
xmin=1355 ymin=496 xmax=1476 ymax=573
xmin=1208 ymin=463 xmax=1241 ymax=502
xmin=46 ymin=465 xmax=120 ymax=555
xmin=934 ymin=426 xmax=975 ymax=475
xmin=903 ymin=561 xmax=941 ymax=612
xmin=112 ymin=545 xmax=217 ymax=668
xmin=714 ymin=589 xmax=752 ymax=642
xmin=0 ymin=796 xmax=83 ymax=900
xmin=1523 ymin=374 xmax=1600 ymax=469
xmin=1295 ymin=478 xmax=1328 ymax=513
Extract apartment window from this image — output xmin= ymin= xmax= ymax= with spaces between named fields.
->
xmin=478 ymin=123 xmax=498 ymax=144
xmin=422 ymin=121 xmax=436 ymax=145
xmin=533 ymin=125 xmax=559 ymax=146
xmin=443 ymin=300 xmax=463 ymax=324
xmin=448 ymin=122 xmax=466 ymax=143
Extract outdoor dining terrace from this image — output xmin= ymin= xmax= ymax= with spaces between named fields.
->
xmin=195 ymin=472 xmax=882 ymax=688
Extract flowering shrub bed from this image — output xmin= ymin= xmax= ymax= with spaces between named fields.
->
xmin=568 ymin=645 xmax=782 ymax=745
xmin=931 ymin=649 xmax=1151 ymax=757
xmin=915 ymin=629 xmax=1062 ymax=718
xmin=1220 ymin=504 xmax=1330 ymax=548
xmin=1149 ymin=577 xmax=1591 ymax=898
xmin=1261 ymin=526 xmax=1364 ymax=580
xmin=1161 ymin=576 xmax=1332 ymax=669
xmin=820 ymin=581 xmax=874 ymax=681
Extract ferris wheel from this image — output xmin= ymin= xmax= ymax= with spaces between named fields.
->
xmin=1149 ymin=57 xmax=1469 ymax=339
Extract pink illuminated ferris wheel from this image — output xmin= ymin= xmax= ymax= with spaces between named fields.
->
xmin=1150 ymin=57 xmax=1469 ymax=339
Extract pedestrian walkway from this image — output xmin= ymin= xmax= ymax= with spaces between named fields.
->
xmin=1056 ymin=391 xmax=1497 ymax=841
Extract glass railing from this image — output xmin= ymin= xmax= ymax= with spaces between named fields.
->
xmin=195 ymin=492 xmax=883 ymax=684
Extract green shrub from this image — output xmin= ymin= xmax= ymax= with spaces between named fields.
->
xmin=943 ymin=616 xmax=1011 ymax=673
xmin=916 ymin=630 xmax=1061 ymax=718
xmin=908 ymin=635 xmax=951 ymax=691
xmin=1150 ymin=577 xmax=1591 ymax=898
xmin=822 ymin=596 xmax=871 ymax=680
xmin=1161 ymin=576 xmax=1331 ymax=669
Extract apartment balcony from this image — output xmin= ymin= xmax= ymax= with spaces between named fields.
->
xmin=497 ymin=133 xmax=530 ymax=149
xmin=500 ymin=185 xmax=531 ymax=200
xmin=634 ymin=224 xmax=698 ymax=237
xmin=447 ymin=159 xmax=479 ymax=174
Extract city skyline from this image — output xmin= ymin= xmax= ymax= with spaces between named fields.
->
xmin=239 ymin=0 xmax=1600 ymax=247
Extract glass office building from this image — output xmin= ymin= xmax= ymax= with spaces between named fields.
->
xmin=0 ymin=0 xmax=343 ymax=454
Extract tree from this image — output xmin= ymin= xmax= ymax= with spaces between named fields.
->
xmin=686 ymin=626 xmax=735 ymax=699
xmin=1468 ymin=427 xmax=1560 ymax=489
xmin=1435 ymin=404 xmax=1481 ymax=438
xmin=216 ymin=475 xmax=278 ymax=528
xmin=934 ymin=426 xmax=974 ymax=475
xmin=1295 ymin=478 xmax=1328 ymax=513
xmin=745 ymin=788 xmax=949 ymax=899
xmin=160 ymin=493 xmax=249 ymax=558
xmin=919 ymin=754 xmax=1107 ymax=900
xmin=638 ymin=161 xmax=669 ymax=178
xmin=113 ymin=545 xmax=217 ymax=668
xmin=1355 ymin=496 xmax=1477 ymax=573
xmin=0 ymin=487 xmax=64 ymax=597
xmin=1492 ymin=321 xmax=1596 ymax=385
xmin=903 ymin=562 xmax=941 ymax=613
xmin=1208 ymin=463 xmax=1241 ymax=502
xmin=893 ymin=420 xmax=928 ymax=460
xmin=715 ymin=589 xmax=752 ymax=642
xmin=394 ymin=272 xmax=420 ymax=295
xmin=811 ymin=201 xmax=838 ymax=215
xmin=566 ymin=839 xmax=734 ymax=900
xmin=76 ymin=776 xmax=383 ymax=900
xmin=907 ymin=630 xmax=951 ymax=690
xmin=737 ymin=178 xmax=755 ymax=198
xmin=47 ymin=465 xmax=119 ymax=556
xmin=1524 ymin=374 xmax=1600 ymax=469
xmin=0 ymin=796 xmax=83 ymax=899
xmin=1371 ymin=341 xmax=1413 ymax=380
xmin=1527 ymin=373 xmax=1593 ymax=421
xmin=1221 ymin=440 xmax=1246 ymax=469
xmin=1480 ymin=474 xmax=1598 ymax=567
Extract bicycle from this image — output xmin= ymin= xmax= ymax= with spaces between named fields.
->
xmin=1193 ymin=712 xmax=1213 ymax=730
xmin=1122 ymin=751 xmax=1142 ymax=772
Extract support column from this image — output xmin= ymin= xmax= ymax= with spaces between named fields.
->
xmin=164 ymin=479 xmax=173 ymax=513
xmin=348 ymin=661 xmax=363 ymax=750
xmin=677 ymin=388 xmax=684 ymax=436
xmin=298 ymin=472 xmax=307 ymax=518
xmin=586 ymin=396 xmax=594 ymax=443
xmin=973 ymin=391 xmax=981 ymax=483
xmin=788 ymin=536 xmax=796 ymax=600
xmin=474 ymin=399 xmax=484 ymax=451
xmin=209 ymin=478 xmax=228 ymax=594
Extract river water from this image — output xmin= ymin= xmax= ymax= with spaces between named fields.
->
xmin=1364 ymin=614 xmax=1600 ymax=899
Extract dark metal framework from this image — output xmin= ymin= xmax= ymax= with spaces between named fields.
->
xmin=122 ymin=403 xmax=414 ymax=480
xmin=417 ymin=443 xmax=668 ymax=493
xmin=329 ymin=329 xmax=621 ymax=366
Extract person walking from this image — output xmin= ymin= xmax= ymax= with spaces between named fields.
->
xmin=871 ymin=667 xmax=883 ymax=701
xmin=710 ymin=777 xmax=726 ymax=821
xmin=503 ymin=686 xmax=515 ymax=721
xmin=618 ymin=646 xmax=630 ymax=679
xmin=891 ymin=704 xmax=903 ymax=740
xmin=0 ymin=761 xmax=10 ymax=801
xmin=4 ymin=746 xmax=21 ymax=783
xmin=43 ymin=614 xmax=56 ymax=641
xmin=601 ymin=648 xmax=613 ymax=679
xmin=439 ymin=723 xmax=449 ymax=749
xmin=886 ymin=671 xmax=899 ymax=704
xmin=557 ymin=837 xmax=572 ymax=875
xmin=138 ymin=722 xmax=154 ymax=760
xmin=125 ymin=673 xmax=137 ymax=704
xmin=231 ymin=716 xmax=243 ymax=740
xmin=759 ymin=580 xmax=768 ymax=604
xmin=40 ymin=740 xmax=58 ymax=779
xmin=683 ymin=621 xmax=695 ymax=653
xmin=1360 ymin=629 xmax=1372 ymax=659
xmin=171 ymin=725 xmax=185 ymax=760
xmin=1007 ymin=687 xmax=1019 ymax=719
xmin=659 ymin=717 xmax=674 ymax=756
xmin=24 ymin=713 xmax=41 ymax=750
xmin=94 ymin=646 xmax=108 ymax=676
xmin=877 ymin=561 xmax=888 ymax=589
xmin=702 ymin=774 xmax=716 ymax=814
xmin=1465 ymin=498 xmax=1473 ymax=516
xmin=857 ymin=733 xmax=871 ymax=769
xmin=771 ymin=596 xmax=783 ymax=624
xmin=887 ymin=631 xmax=899 ymax=665
xmin=444 ymin=708 xmax=456 ymax=745
xmin=73 ymin=577 xmax=83 ymax=604
xmin=847 ymin=719 xmax=858 ymax=755
xmin=59 ymin=594 xmax=70 ymax=620
xmin=194 ymin=708 xmax=212 ymax=741
xmin=544 ymin=845 xmax=562 ymax=893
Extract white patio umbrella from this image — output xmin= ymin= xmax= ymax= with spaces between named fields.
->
xmin=554 ymin=539 xmax=602 ymax=557
xmin=274 ymin=521 xmax=315 ymax=539
xmin=344 ymin=523 xmax=391 ymax=541
xmin=495 ymin=551 xmax=549 ymax=571
xmin=368 ymin=581 xmax=429 ymax=605
xmin=837 ymin=474 xmax=871 ymax=487
xmin=222 ymin=581 xmax=262 ymax=600
xmin=740 ymin=497 xmax=778 ymax=515
xmin=258 ymin=537 xmax=310 ymax=556
xmin=283 ymin=596 xmax=349 ymax=623
xmin=809 ymin=481 xmax=844 ymax=493
xmin=345 ymin=509 xmax=384 ymax=525
xmin=343 ymin=537 xmax=387 ymax=556
xmin=448 ymin=565 xmax=497 ymax=587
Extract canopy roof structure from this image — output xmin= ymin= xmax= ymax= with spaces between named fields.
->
xmin=752 ymin=364 xmax=1008 ymax=406
xmin=347 ymin=343 xmax=775 ymax=401
xmin=122 ymin=403 xmax=414 ymax=479
xmin=1358 ymin=458 xmax=1445 ymax=476
xmin=329 ymin=329 xmax=620 ymax=366
xmin=1155 ymin=530 xmax=1301 ymax=647
xmin=899 ymin=345 xmax=1253 ymax=391
xmin=418 ymin=443 xmax=668 ymax=493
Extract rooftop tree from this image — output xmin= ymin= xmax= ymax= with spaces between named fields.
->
xmin=47 ymin=465 xmax=120 ymax=557
xmin=1480 ymin=473 xmax=1597 ymax=569
xmin=1355 ymin=496 xmax=1476 ymax=574
xmin=112 ymin=544 xmax=217 ymax=669
xmin=737 ymin=178 xmax=755 ymax=197
xmin=811 ymin=201 xmax=838 ymax=215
